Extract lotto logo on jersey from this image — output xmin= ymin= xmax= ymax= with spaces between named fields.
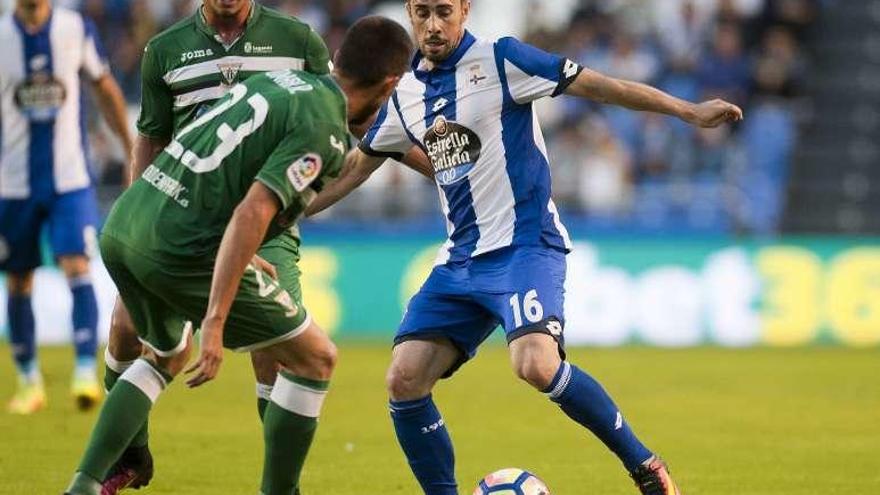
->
xmin=287 ymin=154 xmax=322 ymax=192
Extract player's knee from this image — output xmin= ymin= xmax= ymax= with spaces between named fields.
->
xmin=6 ymin=272 xmax=34 ymax=295
xmin=386 ymin=363 xmax=431 ymax=401
xmin=58 ymin=255 xmax=90 ymax=279
xmin=512 ymin=350 xmax=559 ymax=391
xmin=109 ymin=305 xmax=142 ymax=362
xmin=303 ymin=339 xmax=337 ymax=380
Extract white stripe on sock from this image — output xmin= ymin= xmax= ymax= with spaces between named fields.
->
xmin=547 ymin=361 xmax=573 ymax=399
xmin=256 ymin=382 xmax=274 ymax=400
xmin=119 ymin=359 xmax=167 ymax=403
xmin=270 ymin=374 xmax=327 ymax=418
xmin=104 ymin=347 xmax=135 ymax=374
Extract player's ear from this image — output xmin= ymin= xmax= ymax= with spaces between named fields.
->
xmin=460 ymin=0 xmax=471 ymax=22
xmin=379 ymin=75 xmax=401 ymax=99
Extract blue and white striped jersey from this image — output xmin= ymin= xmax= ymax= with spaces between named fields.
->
xmin=0 ymin=7 xmax=108 ymax=200
xmin=361 ymin=31 xmax=582 ymax=264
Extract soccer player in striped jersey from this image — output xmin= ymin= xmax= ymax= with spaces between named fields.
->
xmin=99 ymin=1 xmax=338 ymax=492
xmin=307 ymin=1 xmax=743 ymax=494
xmin=0 ymin=0 xmax=132 ymax=414
xmin=63 ymin=16 xmax=414 ymax=495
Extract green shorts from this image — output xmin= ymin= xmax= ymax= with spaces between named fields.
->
xmin=101 ymin=233 xmax=309 ymax=356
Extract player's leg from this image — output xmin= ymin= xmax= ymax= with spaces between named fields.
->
xmin=101 ymin=298 xmax=153 ymax=492
xmin=67 ymin=337 xmax=192 ymax=495
xmin=251 ymin=349 xmax=280 ymax=420
xmin=56 ymin=254 xmax=102 ymax=409
xmin=388 ymin=276 xmax=498 ymax=495
xmin=49 ymin=188 xmax=102 ymax=409
xmin=251 ymin=237 xmax=300 ymax=421
xmin=387 ymin=338 xmax=462 ymax=495
xmin=492 ymin=248 xmax=679 ymax=494
xmin=256 ymin=319 xmax=337 ymax=495
xmin=5 ymin=271 xmax=47 ymax=413
xmin=0 ymin=198 xmax=46 ymax=414
xmin=66 ymin=235 xmax=193 ymax=494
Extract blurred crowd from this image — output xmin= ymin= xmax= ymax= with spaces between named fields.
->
xmin=1 ymin=0 xmax=826 ymax=234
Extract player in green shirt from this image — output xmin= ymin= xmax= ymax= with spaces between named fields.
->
xmin=100 ymin=1 xmax=335 ymax=491
xmin=63 ymin=16 xmax=415 ymax=495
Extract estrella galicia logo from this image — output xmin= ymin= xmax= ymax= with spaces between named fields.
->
xmin=424 ymin=115 xmax=482 ymax=186
xmin=14 ymin=65 xmax=66 ymax=122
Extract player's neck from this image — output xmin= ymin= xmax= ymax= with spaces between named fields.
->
xmin=15 ymin=3 xmax=51 ymax=33
xmin=203 ymin=3 xmax=251 ymax=45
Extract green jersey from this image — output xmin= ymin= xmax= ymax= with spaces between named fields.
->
xmin=136 ymin=2 xmax=331 ymax=140
xmin=104 ymin=70 xmax=349 ymax=263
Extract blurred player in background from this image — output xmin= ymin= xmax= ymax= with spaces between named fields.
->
xmin=99 ymin=0 xmax=335 ymax=492
xmin=62 ymin=16 xmax=413 ymax=495
xmin=0 ymin=0 xmax=132 ymax=414
xmin=308 ymin=1 xmax=743 ymax=494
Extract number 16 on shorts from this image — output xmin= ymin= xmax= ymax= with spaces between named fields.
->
xmin=509 ymin=289 xmax=544 ymax=328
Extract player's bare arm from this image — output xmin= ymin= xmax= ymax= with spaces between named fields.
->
xmin=91 ymin=75 xmax=133 ymax=163
xmin=565 ymin=68 xmax=744 ymax=128
xmin=305 ymin=149 xmax=387 ymax=217
xmin=185 ymin=182 xmax=280 ymax=388
xmin=128 ymin=135 xmax=170 ymax=186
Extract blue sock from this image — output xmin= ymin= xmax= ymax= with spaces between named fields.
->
xmin=390 ymin=395 xmax=457 ymax=495
xmin=545 ymin=362 xmax=653 ymax=471
xmin=8 ymin=293 xmax=37 ymax=378
xmin=70 ymin=275 xmax=98 ymax=367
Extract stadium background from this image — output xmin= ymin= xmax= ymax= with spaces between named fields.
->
xmin=1 ymin=0 xmax=877 ymax=348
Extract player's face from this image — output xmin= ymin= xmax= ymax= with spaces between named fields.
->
xmin=203 ymin=0 xmax=250 ymax=19
xmin=406 ymin=0 xmax=470 ymax=63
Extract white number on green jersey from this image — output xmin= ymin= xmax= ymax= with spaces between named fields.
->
xmin=165 ymin=84 xmax=269 ymax=174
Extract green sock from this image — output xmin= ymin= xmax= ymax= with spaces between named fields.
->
xmin=260 ymin=372 xmax=329 ymax=495
xmin=104 ymin=358 xmax=149 ymax=447
xmin=257 ymin=382 xmax=273 ymax=422
xmin=76 ymin=360 xmax=167 ymax=483
xmin=65 ymin=472 xmax=102 ymax=495
xmin=258 ymin=397 xmax=270 ymax=420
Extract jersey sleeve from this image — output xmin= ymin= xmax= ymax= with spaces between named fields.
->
xmin=136 ymin=42 xmax=174 ymax=140
xmin=358 ymin=94 xmax=413 ymax=161
xmin=304 ymin=27 xmax=333 ymax=75
xmin=256 ymin=124 xmax=347 ymax=212
xmin=497 ymin=36 xmax=583 ymax=104
xmin=80 ymin=17 xmax=109 ymax=81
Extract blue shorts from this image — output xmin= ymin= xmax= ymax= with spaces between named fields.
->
xmin=397 ymin=245 xmax=567 ymax=377
xmin=0 ymin=188 xmax=99 ymax=273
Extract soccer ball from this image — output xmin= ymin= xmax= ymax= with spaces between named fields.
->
xmin=472 ymin=468 xmax=550 ymax=495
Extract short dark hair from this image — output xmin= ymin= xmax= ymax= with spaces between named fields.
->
xmin=335 ymin=16 xmax=413 ymax=87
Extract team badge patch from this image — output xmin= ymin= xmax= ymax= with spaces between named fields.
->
xmin=218 ymin=61 xmax=243 ymax=86
xmin=286 ymin=154 xmax=322 ymax=192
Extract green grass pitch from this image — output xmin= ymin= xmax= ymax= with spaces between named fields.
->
xmin=0 ymin=344 xmax=877 ymax=494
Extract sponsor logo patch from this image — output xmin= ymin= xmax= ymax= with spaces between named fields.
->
xmin=287 ymin=154 xmax=322 ymax=192
xmin=423 ymin=116 xmax=482 ymax=186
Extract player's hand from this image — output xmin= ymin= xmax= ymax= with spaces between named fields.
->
xmin=185 ymin=316 xmax=224 ymax=388
xmin=687 ymin=99 xmax=744 ymax=128
xmin=252 ymin=255 xmax=278 ymax=280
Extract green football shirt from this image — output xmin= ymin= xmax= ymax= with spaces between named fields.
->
xmin=136 ymin=2 xmax=332 ymax=140
xmin=104 ymin=71 xmax=349 ymax=263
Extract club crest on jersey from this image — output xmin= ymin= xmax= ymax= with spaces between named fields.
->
xmin=468 ymin=64 xmax=487 ymax=86
xmin=287 ymin=153 xmax=322 ymax=192
xmin=218 ymin=61 xmax=243 ymax=87
xmin=424 ymin=116 xmax=482 ymax=186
